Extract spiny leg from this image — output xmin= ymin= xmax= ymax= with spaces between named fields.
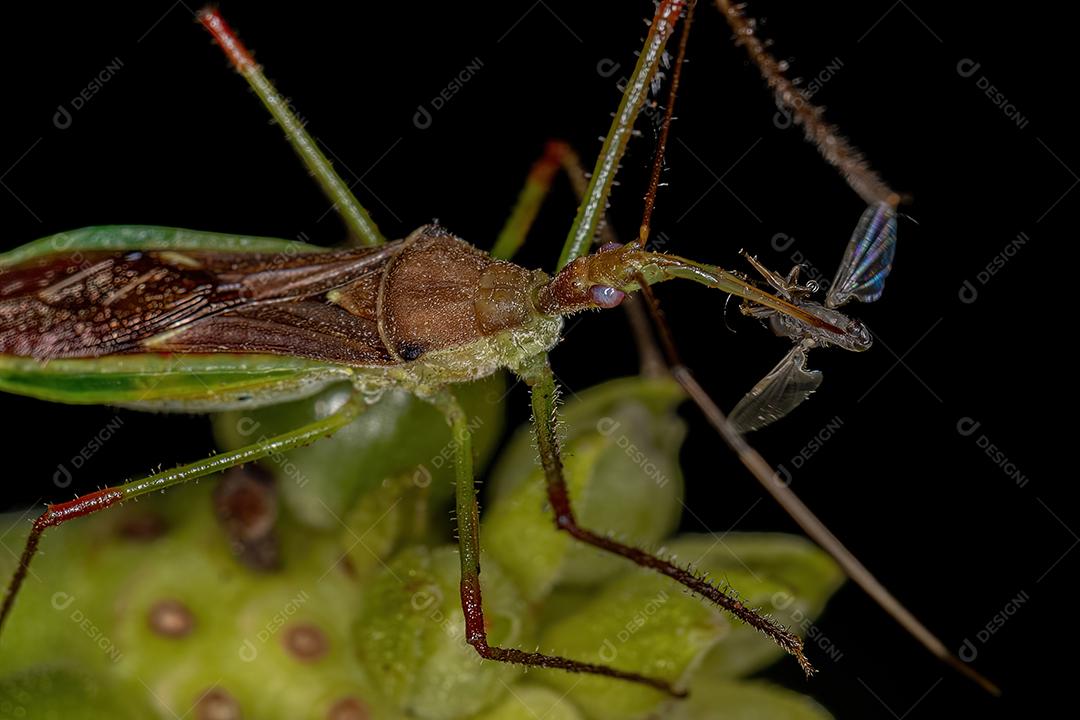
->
xmin=492 ymin=139 xmax=664 ymax=376
xmin=635 ymin=282 xmax=1002 ymax=696
xmin=521 ymin=362 xmax=813 ymax=676
xmin=558 ymin=0 xmax=686 ymax=270
xmin=198 ymin=8 xmax=385 ymax=247
xmin=630 ymin=82 xmax=997 ymax=686
xmin=637 ymin=0 xmax=695 ymax=248
xmin=428 ymin=389 xmax=685 ymax=696
xmin=714 ymin=0 xmax=898 ymax=207
xmin=597 ymin=0 xmax=999 ymax=695
xmin=0 ymin=393 xmax=366 ymax=634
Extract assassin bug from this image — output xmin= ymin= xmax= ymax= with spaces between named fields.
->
xmin=0 ymin=0 xmax=996 ymax=700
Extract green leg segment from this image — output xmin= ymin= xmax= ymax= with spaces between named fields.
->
xmin=428 ymin=389 xmax=683 ymax=696
xmin=0 ymin=393 xmax=366 ymax=634
xmin=523 ymin=362 xmax=814 ymax=676
xmin=199 ymin=9 xmax=386 ymax=247
xmin=558 ymin=0 xmax=685 ymax=270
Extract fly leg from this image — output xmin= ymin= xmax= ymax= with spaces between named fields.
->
xmin=198 ymin=8 xmax=385 ymax=247
xmin=0 ymin=393 xmax=367 ymax=635
xmin=520 ymin=361 xmax=815 ymax=675
xmin=428 ymin=389 xmax=685 ymax=696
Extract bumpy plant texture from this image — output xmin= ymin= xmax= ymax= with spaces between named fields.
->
xmin=0 ymin=375 xmax=842 ymax=719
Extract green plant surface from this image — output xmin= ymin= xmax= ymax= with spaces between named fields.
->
xmin=0 ymin=377 xmax=842 ymax=719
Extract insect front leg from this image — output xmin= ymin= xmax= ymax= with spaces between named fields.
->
xmin=520 ymin=361 xmax=815 ymax=676
xmin=198 ymin=8 xmax=385 ymax=247
xmin=0 ymin=392 xmax=368 ymax=634
xmin=427 ymin=388 xmax=684 ymax=696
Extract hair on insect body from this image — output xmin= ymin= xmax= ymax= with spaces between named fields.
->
xmin=0 ymin=0 xmax=998 ymax=702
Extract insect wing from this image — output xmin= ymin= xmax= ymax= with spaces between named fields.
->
xmin=0 ymin=242 xmax=398 ymax=361
xmin=826 ymin=201 xmax=897 ymax=308
xmin=729 ymin=344 xmax=823 ymax=433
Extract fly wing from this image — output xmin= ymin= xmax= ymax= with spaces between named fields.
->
xmin=729 ymin=343 xmax=823 ymax=433
xmin=0 ymin=244 xmax=398 ymax=361
xmin=825 ymin=201 xmax=897 ymax=308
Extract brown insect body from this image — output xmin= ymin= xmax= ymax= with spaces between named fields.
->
xmin=0 ymin=226 xmax=562 ymax=389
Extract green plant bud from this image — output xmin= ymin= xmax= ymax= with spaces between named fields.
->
xmin=212 ymin=374 xmax=506 ymax=529
xmin=354 ymin=545 xmax=531 ymax=720
xmin=102 ymin=488 xmax=376 ymax=718
xmin=667 ymin=680 xmax=833 ymax=720
xmin=0 ymin=667 xmax=154 ymax=719
xmin=534 ymin=570 xmax=724 ymax=720
xmin=340 ymin=471 xmax=431 ymax=578
xmin=664 ymin=534 xmax=845 ymax=679
xmin=484 ymin=377 xmax=686 ymax=600
xmin=0 ymin=483 xmax=392 ymax=720
xmin=468 ymin=684 xmax=583 ymax=720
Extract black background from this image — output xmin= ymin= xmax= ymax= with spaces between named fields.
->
xmin=0 ymin=2 xmax=1068 ymax=717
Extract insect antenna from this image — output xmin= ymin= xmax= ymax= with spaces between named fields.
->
xmin=637 ymin=0 xmax=695 ymax=248
xmin=627 ymin=1 xmax=1000 ymax=697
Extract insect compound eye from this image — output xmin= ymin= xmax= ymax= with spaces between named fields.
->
xmin=398 ymin=343 xmax=425 ymax=361
xmin=846 ymin=318 xmax=873 ymax=350
xmin=590 ymin=284 xmax=625 ymax=309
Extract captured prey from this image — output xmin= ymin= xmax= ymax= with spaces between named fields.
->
xmin=729 ymin=201 xmax=898 ymax=432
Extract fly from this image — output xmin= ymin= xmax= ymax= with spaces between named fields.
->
xmin=729 ymin=201 xmax=898 ymax=432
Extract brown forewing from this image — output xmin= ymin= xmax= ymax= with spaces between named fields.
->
xmin=0 ymin=244 xmax=401 ymax=363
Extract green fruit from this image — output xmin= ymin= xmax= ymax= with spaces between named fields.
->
xmin=0 ymin=667 xmax=154 ymax=720
xmin=0 ymin=376 xmax=843 ymax=720
xmin=665 ymin=534 xmax=845 ymax=679
xmin=354 ymin=545 xmax=532 ymax=720
xmin=468 ymin=685 xmax=583 ymax=720
xmin=668 ymin=681 xmax=833 ymax=720
xmin=213 ymin=374 xmax=506 ymax=530
xmin=533 ymin=569 xmax=722 ymax=720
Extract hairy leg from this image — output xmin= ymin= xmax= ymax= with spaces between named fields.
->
xmin=520 ymin=362 xmax=814 ymax=675
xmin=428 ymin=388 xmax=685 ymax=696
xmin=198 ymin=8 xmax=385 ymax=247
xmin=0 ymin=393 xmax=366 ymax=633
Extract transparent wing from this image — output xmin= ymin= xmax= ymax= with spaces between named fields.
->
xmin=826 ymin=201 xmax=897 ymax=308
xmin=729 ymin=343 xmax=823 ymax=432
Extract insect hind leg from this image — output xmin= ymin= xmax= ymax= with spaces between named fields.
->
xmin=0 ymin=393 xmax=366 ymax=635
xmin=522 ymin=363 xmax=815 ymax=676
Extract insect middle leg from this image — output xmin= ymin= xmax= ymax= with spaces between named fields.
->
xmin=0 ymin=391 xmax=367 ymax=633
xmin=428 ymin=388 xmax=685 ymax=696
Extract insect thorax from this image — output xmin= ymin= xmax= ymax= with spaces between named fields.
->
xmin=769 ymin=302 xmax=872 ymax=352
xmin=339 ymin=226 xmax=564 ymax=393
